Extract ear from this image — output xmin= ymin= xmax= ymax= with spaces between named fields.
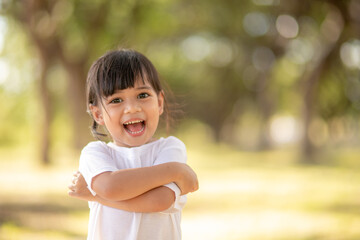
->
xmin=158 ymin=91 xmax=165 ymax=116
xmin=89 ymin=104 xmax=105 ymax=125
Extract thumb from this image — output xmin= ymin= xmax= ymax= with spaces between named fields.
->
xmin=68 ymin=190 xmax=75 ymax=197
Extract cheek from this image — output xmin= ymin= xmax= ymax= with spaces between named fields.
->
xmin=103 ymin=108 xmax=120 ymax=123
xmin=145 ymin=105 xmax=161 ymax=122
xmin=144 ymin=101 xmax=160 ymax=112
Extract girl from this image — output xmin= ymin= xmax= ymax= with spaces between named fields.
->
xmin=68 ymin=49 xmax=199 ymax=240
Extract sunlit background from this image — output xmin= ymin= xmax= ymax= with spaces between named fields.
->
xmin=0 ymin=0 xmax=360 ymax=239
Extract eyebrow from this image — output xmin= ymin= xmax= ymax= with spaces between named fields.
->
xmin=112 ymin=85 xmax=153 ymax=94
xmin=135 ymin=85 xmax=153 ymax=90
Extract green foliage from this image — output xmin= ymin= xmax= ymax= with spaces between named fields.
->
xmin=0 ymin=0 xmax=359 ymax=160
xmin=317 ymin=69 xmax=351 ymax=119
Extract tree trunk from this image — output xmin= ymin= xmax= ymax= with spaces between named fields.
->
xmin=64 ymin=63 xmax=91 ymax=149
xmin=255 ymin=72 xmax=274 ymax=150
xmin=299 ymin=3 xmax=344 ymax=164
xmin=39 ymin=58 xmax=52 ymax=165
xmin=300 ymin=65 xmax=322 ymax=163
xmin=14 ymin=0 xmax=59 ymax=165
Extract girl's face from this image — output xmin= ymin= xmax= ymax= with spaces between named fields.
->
xmin=90 ymin=79 xmax=164 ymax=148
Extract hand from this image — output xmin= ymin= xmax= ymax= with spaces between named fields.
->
xmin=175 ymin=164 xmax=199 ymax=195
xmin=68 ymin=171 xmax=95 ymax=201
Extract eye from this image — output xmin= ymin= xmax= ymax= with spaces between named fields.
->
xmin=110 ymin=98 xmax=123 ymax=104
xmin=138 ymin=93 xmax=150 ymax=99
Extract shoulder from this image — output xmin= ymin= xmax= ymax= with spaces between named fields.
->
xmin=81 ymin=141 xmax=110 ymax=155
xmin=160 ymin=136 xmax=186 ymax=150
xmin=153 ymin=136 xmax=187 ymax=164
xmin=79 ymin=141 xmax=114 ymax=166
xmin=158 ymin=136 xmax=187 ymax=155
xmin=83 ymin=141 xmax=108 ymax=148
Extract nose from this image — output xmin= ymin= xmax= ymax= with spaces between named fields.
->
xmin=124 ymin=100 xmax=141 ymax=114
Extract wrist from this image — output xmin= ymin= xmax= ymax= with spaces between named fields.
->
xmin=168 ymin=162 xmax=183 ymax=182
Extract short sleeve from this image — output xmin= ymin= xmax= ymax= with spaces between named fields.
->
xmin=79 ymin=141 xmax=118 ymax=196
xmin=154 ymin=137 xmax=187 ymax=165
xmin=154 ymin=137 xmax=188 ymax=213
xmin=161 ymin=183 xmax=187 ymax=213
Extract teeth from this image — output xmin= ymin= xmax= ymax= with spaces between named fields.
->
xmin=127 ymin=127 xmax=145 ymax=134
xmin=124 ymin=120 xmax=144 ymax=125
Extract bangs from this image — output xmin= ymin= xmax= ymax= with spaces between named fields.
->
xmin=98 ymin=51 xmax=146 ymax=98
xmin=86 ymin=48 xmax=174 ymax=138
xmin=87 ymin=49 xmax=162 ymax=107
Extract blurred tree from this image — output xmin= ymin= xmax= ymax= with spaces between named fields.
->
xmin=2 ymin=0 xmax=96 ymax=164
xmin=1 ymin=0 xmax=185 ymax=164
xmin=173 ymin=0 xmax=360 ymax=163
xmin=276 ymin=0 xmax=359 ymax=163
xmin=1 ymin=0 xmax=359 ymax=165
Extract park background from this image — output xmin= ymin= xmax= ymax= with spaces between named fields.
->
xmin=1 ymin=0 xmax=360 ymax=239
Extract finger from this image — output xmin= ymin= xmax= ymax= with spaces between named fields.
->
xmin=73 ymin=171 xmax=80 ymax=177
xmin=72 ymin=178 xmax=78 ymax=184
xmin=68 ymin=184 xmax=75 ymax=191
xmin=68 ymin=190 xmax=77 ymax=197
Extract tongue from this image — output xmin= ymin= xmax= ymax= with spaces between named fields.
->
xmin=126 ymin=122 xmax=144 ymax=133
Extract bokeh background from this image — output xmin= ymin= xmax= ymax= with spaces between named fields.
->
xmin=1 ymin=0 xmax=360 ymax=239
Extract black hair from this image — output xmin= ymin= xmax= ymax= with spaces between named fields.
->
xmin=86 ymin=48 xmax=172 ymax=138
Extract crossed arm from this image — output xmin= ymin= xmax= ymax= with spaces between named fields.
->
xmin=68 ymin=162 xmax=198 ymax=213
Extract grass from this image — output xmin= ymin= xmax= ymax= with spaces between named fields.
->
xmin=0 ymin=142 xmax=360 ymax=240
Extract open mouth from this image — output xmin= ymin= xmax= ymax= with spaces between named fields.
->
xmin=123 ymin=120 xmax=146 ymax=135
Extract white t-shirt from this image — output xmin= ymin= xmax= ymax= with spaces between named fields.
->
xmin=79 ymin=136 xmax=187 ymax=240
